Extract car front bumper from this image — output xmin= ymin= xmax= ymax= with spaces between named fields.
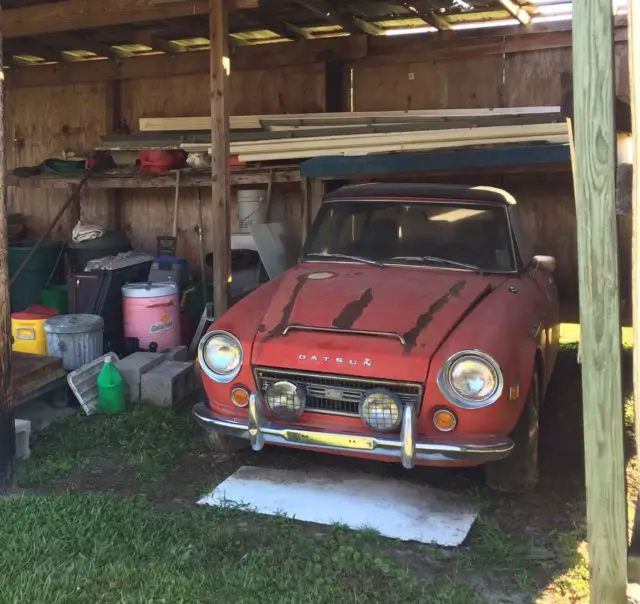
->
xmin=192 ymin=394 xmax=514 ymax=469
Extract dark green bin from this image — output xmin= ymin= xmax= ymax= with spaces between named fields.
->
xmin=9 ymin=239 xmax=65 ymax=312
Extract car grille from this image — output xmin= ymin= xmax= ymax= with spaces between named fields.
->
xmin=254 ymin=368 xmax=423 ymax=417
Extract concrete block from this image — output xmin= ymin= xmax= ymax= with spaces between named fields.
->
xmin=116 ymin=352 xmax=164 ymax=402
xmin=14 ymin=419 xmax=31 ymax=460
xmin=141 ymin=360 xmax=197 ymax=408
xmin=162 ymin=345 xmax=189 ymax=362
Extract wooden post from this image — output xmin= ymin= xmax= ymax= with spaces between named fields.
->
xmin=210 ymin=0 xmax=231 ymax=315
xmin=573 ymin=0 xmax=627 ymax=601
xmin=0 ymin=0 xmax=15 ymax=495
xmin=629 ymin=0 xmax=640 ymax=581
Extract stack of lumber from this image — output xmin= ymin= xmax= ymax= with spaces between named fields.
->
xmin=137 ymin=107 xmax=568 ymax=163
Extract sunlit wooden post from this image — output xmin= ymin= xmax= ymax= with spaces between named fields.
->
xmin=0 ymin=0 xmax=15 ymax=495
xmin=573 ymin=0 xmax=627 ymax=601
xmin=210 ymin=0 xmax=231 ymax=316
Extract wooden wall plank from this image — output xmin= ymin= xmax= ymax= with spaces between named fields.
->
xmin=353 ymin=56 xmax=503 ymax=112
xmin=6 ymin=82 xmax=109 ymax=239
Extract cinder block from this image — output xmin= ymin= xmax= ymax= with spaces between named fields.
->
xmin=140 ymin=360 xmax=197 ymax=408
xmin=116 ymin=352 xmax=164 ymax=402
xmin=14 ymin=419 xmax=31 ymax=460
xmin=162 ymin=345 xmax=189 ymax=362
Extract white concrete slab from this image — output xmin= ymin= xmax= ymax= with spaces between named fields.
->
xmin=198 ymin=465 xmax=478 ymax=547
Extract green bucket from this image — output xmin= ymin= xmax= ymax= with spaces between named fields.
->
xmin=41 ymin=284 xmax=69 ymax=315
xmin=9 ymin=239 xmax=65 ymax=312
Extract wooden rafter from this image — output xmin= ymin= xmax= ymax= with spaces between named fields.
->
xmin=2 ymin=0 xmax=258 ymax=39
xmin=295 ymin=0 xmax=384 ymax=36
xmin=401 ymin=1 xmax=451 ymax=31
xmin=498 ymin=0 xmax=532 ymax=25
xmin=46 ymin=32 xmax=126 ymax=58
xmin=130 ymin=30 xmax=184 ymax=53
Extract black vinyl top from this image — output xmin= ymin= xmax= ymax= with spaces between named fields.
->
xmin=324 ymin=182 xmax=517 ymax=205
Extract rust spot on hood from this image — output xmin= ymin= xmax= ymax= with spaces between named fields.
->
xmin=402 ymin=280 xmax=466 ymax=352
xmin=265 ymin=273 xmax=309 ymax=340
xmin=332 ymin=288 xmax=374 ymax=330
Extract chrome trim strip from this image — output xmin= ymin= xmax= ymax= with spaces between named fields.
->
xmin=436 ymin=349 xmax=504 ymax=410
xmin=400 ymin=404 xmax=417 ymax=469
xmin=248 ymin=393 xmax=265 ymax=451
xmin=282 ymin=324 xmax=407 ymax=345
xmin=193 ymin=401 xmax=514 ymax=464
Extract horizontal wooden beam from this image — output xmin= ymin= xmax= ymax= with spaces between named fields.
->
xmin=2 ymin=0 xmax=259 ymax=39
xmin=5 ymin=24 xmax=628 ymax=89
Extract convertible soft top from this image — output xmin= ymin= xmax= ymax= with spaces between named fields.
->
xmin=324 ymin=182 xmax=517 ymax=205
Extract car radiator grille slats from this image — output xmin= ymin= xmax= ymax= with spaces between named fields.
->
xmin=255 ymin=368 xmax=422 ymax=417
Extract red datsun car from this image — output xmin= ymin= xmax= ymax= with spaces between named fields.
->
xmin=193 ymin=183 xmax=559 ymax=493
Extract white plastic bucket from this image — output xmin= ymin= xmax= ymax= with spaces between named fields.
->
xmin=237 ymin=188 xmax=266 ymax=233
xmin=122 ymin=282 xmax=181 ymax=350
xmin=44 ymin=314 xmax=104 ymax=371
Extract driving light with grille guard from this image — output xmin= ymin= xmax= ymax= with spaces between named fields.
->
xmin=198 ymin=330 xmax=243 ymax=384
xmin=359 ymin=389 xmax=402 ymax=432
xmin=266 ymin=381 xmax=306 ymax=419
xmin=437 ymin=350 xmax=503 ymax=409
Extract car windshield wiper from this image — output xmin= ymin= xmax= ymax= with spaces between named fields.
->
xmin=387 ymin=255 xmax=482 ymax=273
xmin=305 ymin=252 xmax=385 ymax=268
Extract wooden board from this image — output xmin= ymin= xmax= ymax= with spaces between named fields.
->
xmin=12 ymin=352 xmax=66 ymax=404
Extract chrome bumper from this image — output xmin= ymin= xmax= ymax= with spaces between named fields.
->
xmin=192 ymin=394 xmax=514 ymax=469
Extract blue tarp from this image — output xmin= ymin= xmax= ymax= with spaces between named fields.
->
xmin=299 ymin=143 xmax=570 ymax=180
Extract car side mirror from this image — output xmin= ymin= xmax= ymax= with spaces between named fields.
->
xmin=532 ymin=255 xmax=556 ymax=274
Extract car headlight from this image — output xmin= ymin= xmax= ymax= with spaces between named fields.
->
xmin=266 ymin=381 xmax=306 ymax=420
xmin=198 ymin=330 xmax=243 ymax=383
xmin=359 ymin=389 xmax=402 ymax=432
xmin=438 ymin=351 xmax=503 ymax=409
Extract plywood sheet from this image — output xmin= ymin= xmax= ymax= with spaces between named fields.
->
xmin=353 ymin=56 xmax=504 ymax=112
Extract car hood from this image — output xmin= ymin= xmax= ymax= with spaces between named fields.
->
xmin=250 ymin=263 xmax=498 ymax=382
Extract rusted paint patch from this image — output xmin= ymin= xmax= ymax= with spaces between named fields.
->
xmin=402 ymin=281 xmax=466 ymax=352
xmin=257 ymin=324 xmax=267 ymax=333
xmin=265 ymin=274 xmax=309 ymax=340
xmin=332 ymin=288 xmax=374 ymax=330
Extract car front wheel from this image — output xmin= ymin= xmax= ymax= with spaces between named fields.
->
xmin=203 ymin=431 xmax=250 ymax=454
xmin=485 ymin=370 xmax=540 ymax=494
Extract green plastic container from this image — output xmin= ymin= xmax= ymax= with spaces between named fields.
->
xmin=41 ymin=285 xmax=68 ymax=315
xmin=97 ymin=358 xmax=126 ymax=415
xmin=9 ymin=239 xmax=65 ymax=312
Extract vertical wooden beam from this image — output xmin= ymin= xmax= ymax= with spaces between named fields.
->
xmin=629 ymin=0 xmax=640 ymax=583
xmin=0 ymin=0 xmax=15 ymax=495
xmin=210 ymin=0 xmax=230 ymax=315
xmin=573 ymin=0 xmax=627 ymax=601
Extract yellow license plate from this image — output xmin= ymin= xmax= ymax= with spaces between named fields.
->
xmin=284 ymin=430 xmax=375 ymax=451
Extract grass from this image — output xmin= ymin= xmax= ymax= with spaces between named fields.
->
xmin=0 ymin=493 xmax=484 ymax=604
xmin=10 ymin=322 xmax=637 ymax=603
xmin=17 ymin=404 xmax=200 ymax=487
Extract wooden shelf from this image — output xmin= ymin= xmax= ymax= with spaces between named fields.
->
xmin=7 ymin=167 xmax=301 ymax=189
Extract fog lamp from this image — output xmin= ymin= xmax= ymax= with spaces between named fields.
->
xmin=359 ymin=389 xmax=402 ymax=432
xmin=266 ymin=381 xmax=306 ymax=419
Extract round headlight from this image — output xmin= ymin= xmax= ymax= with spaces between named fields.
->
xmin=266 ymin=381 xmax=306 ymax=420
xmin=198 ymin=331 xmax=243 ymax=383
xmin=438 ymin=351 xmax=503 ymax=409
xmin=359 ymin=389 xmax=402 ymax=432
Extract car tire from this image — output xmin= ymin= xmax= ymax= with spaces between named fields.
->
xmin=203 ymin=431 xmax=250 ymax=454
xmin=485 ymin=370 xmax=540 ymax=494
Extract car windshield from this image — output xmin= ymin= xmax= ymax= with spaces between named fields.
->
xmin=302 ymin=200 xmax=516 ymax=273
